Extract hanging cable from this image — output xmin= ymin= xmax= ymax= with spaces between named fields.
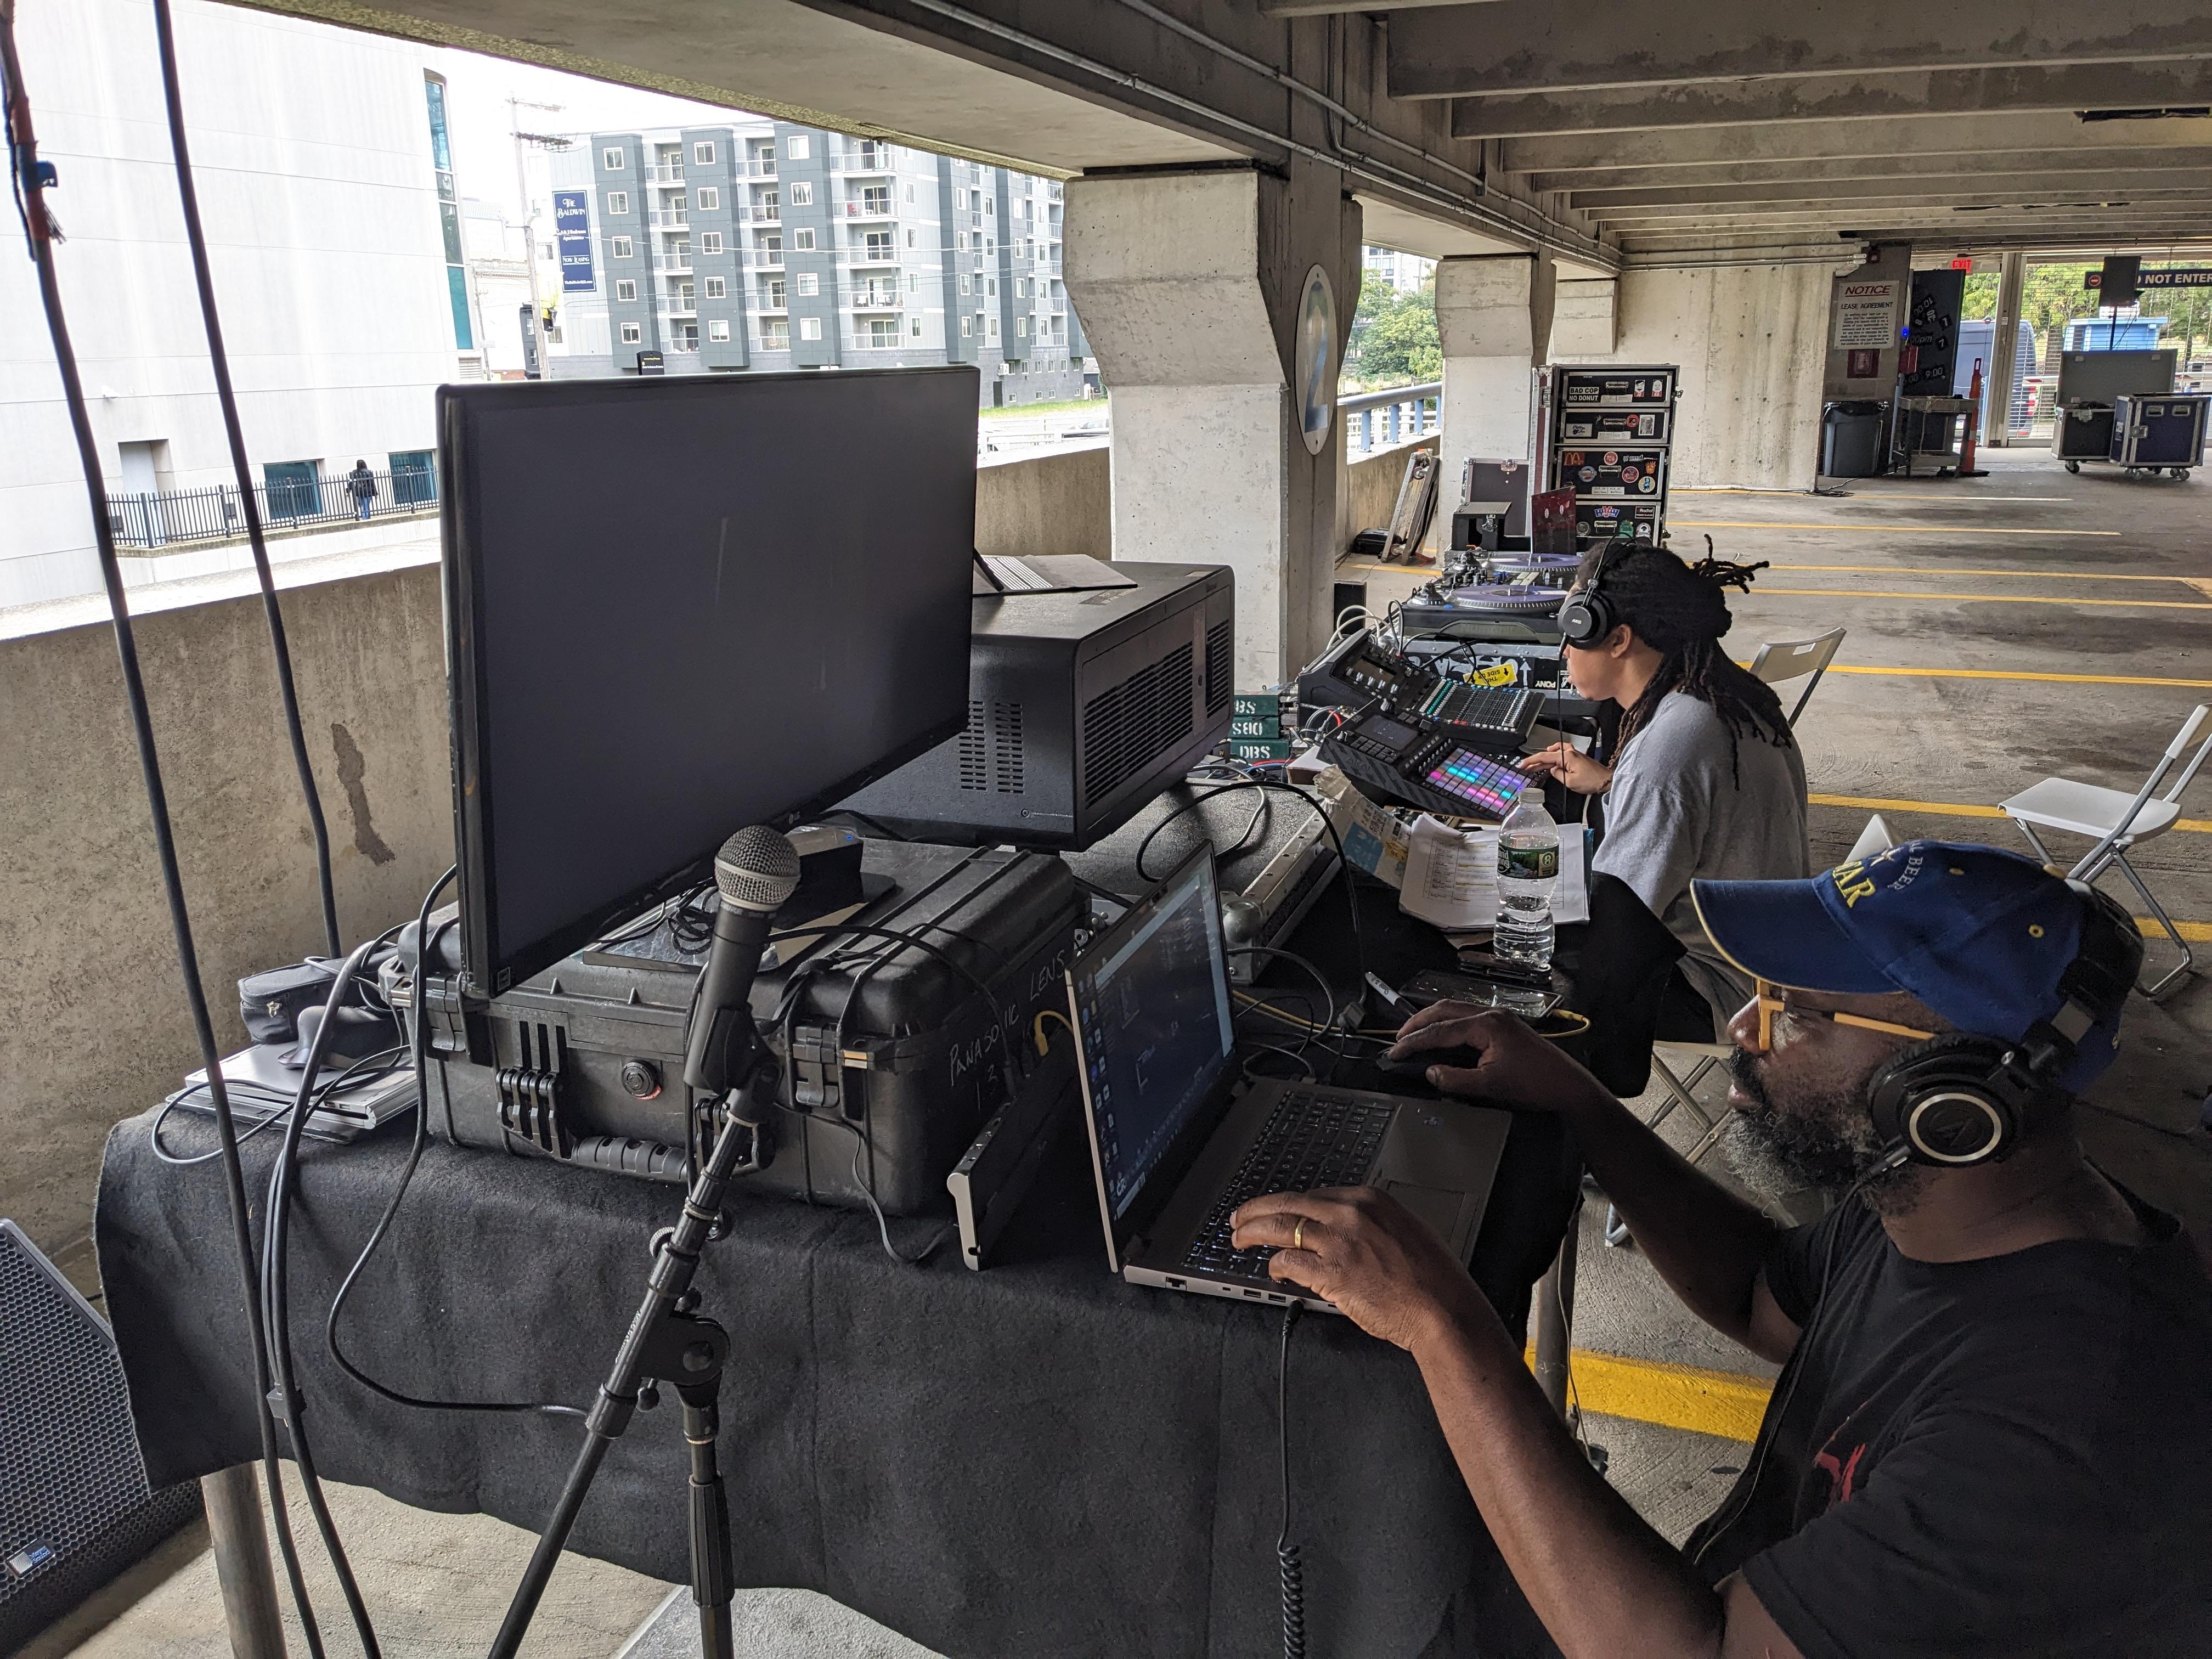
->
xmin=0 ymin=11 xmax=328 ymax=1652
xmin=150 ymin=0 xmax=340 ymax=956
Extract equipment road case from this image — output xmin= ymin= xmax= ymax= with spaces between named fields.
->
xmin=396 ymin=840 xmax=1084 ymax=1214
xmin=2108 ymin=394 xmax=2209 ymax=478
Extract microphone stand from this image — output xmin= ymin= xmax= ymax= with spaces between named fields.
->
xmin=489 ymin=1042 xmax=778 ymax=1659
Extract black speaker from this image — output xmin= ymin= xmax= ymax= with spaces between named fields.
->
xmin=2099 ymin=255 xmax=2142 ymax=308
xmin=0 ymin=1221 xmax=202 ymax=1650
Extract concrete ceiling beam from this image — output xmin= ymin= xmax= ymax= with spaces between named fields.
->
xmin=1568 ymin=170 xmax=2212 ymax=211
xmin=1260 ymin=0 xmax=1485 ymax=13
xmin=1392 ymin=0 xmax=2212 ymax=99
xmin=1529 ymin=149 xmax=2212 ymax=196
xmin=1588 ymin=196 xmax=2212 ymax=226
xmin=1451 ymin=63 xmax=2212 ymax=140
xmin=1501 ymin=112 xmax=2212 ymax=173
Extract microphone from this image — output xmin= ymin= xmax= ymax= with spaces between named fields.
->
xmin=681 ymin=826 xmax=803 ymax=1096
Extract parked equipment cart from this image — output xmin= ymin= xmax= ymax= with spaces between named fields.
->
xmin=2107 ymin=394 xmax=2209 ymax=480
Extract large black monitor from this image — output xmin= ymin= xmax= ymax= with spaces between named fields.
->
xmin=438 ymin=366 xmax=978 ymax=996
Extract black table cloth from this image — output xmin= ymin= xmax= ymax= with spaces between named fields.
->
xmin=95 ymin=878 xmax=1578 ymax=1659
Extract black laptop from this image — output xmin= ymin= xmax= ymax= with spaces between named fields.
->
xmin=1068 ymin=844 xmax=1513 ymax=1313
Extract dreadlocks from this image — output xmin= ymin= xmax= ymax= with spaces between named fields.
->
xmin=1593 ymin=538 xmax=1793 ymax=781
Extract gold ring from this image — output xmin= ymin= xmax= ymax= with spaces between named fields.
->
xmin=1293 ymin=1218 xmax=1307 ymax=1250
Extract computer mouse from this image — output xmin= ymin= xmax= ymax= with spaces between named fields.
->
xmin=1373 ymin=1047 xmax=1487 ymax=1079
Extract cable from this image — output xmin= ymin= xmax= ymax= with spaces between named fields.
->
xmin=0 ymin=22 xmax=331 ymax=1655
xmin=150 ymin=1046 xmax=406 ymax=1167
xmin=150 ymin=0 xmax=338 ymax=956
xmin=262 ymin=932 xmax=394 ymax=1659
xmin=800 ymin=1110 xmax=953 ymax=1267
xmin=324 ymin=876 xmax=588 ymax=1421
xmin=1277 ymin=1302 xmax=1307 ymax=1659
xmin=1031 ymin=1008 xmax=1075 ymax=1057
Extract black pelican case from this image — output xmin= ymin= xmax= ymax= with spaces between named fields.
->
xmin=396 ymin=841 xmax=1082 ymax=1215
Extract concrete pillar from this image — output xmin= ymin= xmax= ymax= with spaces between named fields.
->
xmin=1552 ymin=279 xmax=1619 ymax=357
xmin=1064 ymin=165 xmax=1360 ymax=690
xmin=1436 ymin=252 xmax=1558 ymax=487
xmin=1986 ymin=251 xmax=2028 ymax=447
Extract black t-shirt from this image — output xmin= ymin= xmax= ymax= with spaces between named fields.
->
xmin=1682 ymin=1183 xmax=2212 ymax=1658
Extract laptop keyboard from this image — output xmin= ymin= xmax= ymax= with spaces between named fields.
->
xmin=1181 ymin=1093 xmax=1393 ymax=1282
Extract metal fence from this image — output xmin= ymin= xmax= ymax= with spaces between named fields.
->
xmin=1341 ymin=381 xmax=1442 ymax=455
xmin=105 ymin=463 xmax=438 ymax=551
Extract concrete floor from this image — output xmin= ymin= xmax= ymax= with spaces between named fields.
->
xmin=44 ymin=447 xmax=2212 ymax=1656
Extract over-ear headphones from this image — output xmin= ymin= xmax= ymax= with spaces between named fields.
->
xmin=1864 ymin=882 xmax=2143 ymax=1167
xmin=1556 ymin=544 xmax=1626 ymax=648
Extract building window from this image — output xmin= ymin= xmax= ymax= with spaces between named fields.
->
xmin=704 ymin=275 xmax=726 ymax=298
xmin=961 ymin=316 xmax=972 ymax=338
xmin=787 ymin=135 xmax=810 ymax=160
xmin=906 ymin=229 xmax=916 ymax=247
xmin=602 ymin=146 xmax=625 ymax=171
xmin=868 ymin=318 xmax=897 ymax=347
xmin=759 ymin=234 xmax=781 ymax=262
xmin=611 ymin=235 xmax=633 ymax=258
xmin=1017 ymin=316 xmax=1028 ymax=337
xmin=984 ymin=196 xmax=994 ymax=217
xmin=693 ymin=140 xmax=716 ymax=165
xmin=615 ymin=279 xmax=637 ymax=301
xmin=1014 ymin=278 xmax=1025 ymax=297
xmin=960 ymin=274 xmax=971 ymax=296
xmin=987 ymin=315 xmax=998 ymax=342
xmin=696 ymin=187 xmax=720 ymax=211
xmin=708 ymin=318 xmax=730 ymax=342
xmin=987 ymin=278 xmax=997 ymax=297
xmin=796 ymin=272 xmax=819 ymax=297
xmin=702 ymin=232 xmax=723 ymax=254
xmin=912 ymin=317 xmax=923 ymax=338
xmin=669 ymin=193 xmax=687 ymax=214
xmin=606 ymin=190 xmax=629 ymax=215
xmin=793 ymin=228 xmax=815 ymax=250
xmin=956 ymin=232 xmax=968 ymax=251
xmin=905 ymin=184 xmax=916 ymax=203
xmin=800 ymin=316 xmax=822 ymax=341
xmin=765 ymin=278 xmax=785 ymax=307
xmin=789 ymin=182 xmax=813 ymax=206
xmin=763 ymin=318 xmax=789 ymax=348
xmin=985 ymin=235 xmax=995 ymax=254
xmin=621 ymin=323 xmax=642 ymax=343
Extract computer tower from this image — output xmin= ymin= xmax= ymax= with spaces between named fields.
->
xmin=840 ymin=562 xmax=1234 ymax=850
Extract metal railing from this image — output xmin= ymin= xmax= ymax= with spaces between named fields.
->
xmin=748 ymin=206 xmax=781 ymax=224
xmin=1341 ymin=381 xmax=1441 ymax=455
xmin=845 ymin=287 xmax=904 ymax=309
xmin=844 ymin=197 xmax=895 ymax=218
xmin=104 ymin=462 xmax=438 ymax=549
xmin=650 ymin=163 xmax=685 ymax=183
xmin=842 ymin=245 xmax=901 ymax=264
xmin=833 ymin=145 xmax=899 ymax=172
xmin=845 ymin=332 xmax=911 ymax=351
xmin=651 ymin=210 xmax=689 ymax=228
xmin=738 ymin=158 xmax=777 ymax=178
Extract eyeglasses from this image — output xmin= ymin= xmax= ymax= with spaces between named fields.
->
xmin=1754 ymin=979 xmax=1937 ymax=1053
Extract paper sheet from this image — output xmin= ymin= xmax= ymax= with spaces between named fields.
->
xmin=1401 ymin=819 xmax=1590 ymax=932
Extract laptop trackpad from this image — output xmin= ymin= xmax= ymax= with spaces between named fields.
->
xmin=1381 ymin=1181 xmax=1475 ymax=1244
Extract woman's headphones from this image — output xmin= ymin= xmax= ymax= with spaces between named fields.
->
xmin=1864 ymin=882 xmax=2143 ymax=1167
xmin=1557 ymin=545 xmax=1627 ymax=647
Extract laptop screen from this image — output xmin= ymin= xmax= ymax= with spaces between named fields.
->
xmin=1071 ymin=850 xmax=1237 ymax=1221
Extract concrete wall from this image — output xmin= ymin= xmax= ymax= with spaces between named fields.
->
xmin=0 ymin=447 xmax=1107 ymax=1257
xmin=0 ymin=0 xmax=458 ymax=608
xmin=1597 ymin=264 xmax=1834 ymax=493
xmin=1341 ymin=436 xmax=1441 ymax=556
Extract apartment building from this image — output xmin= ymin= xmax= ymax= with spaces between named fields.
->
xmin=549 ymin=120 xmax=1091 ymax=404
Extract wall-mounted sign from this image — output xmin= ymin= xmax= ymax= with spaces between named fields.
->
xmin=2086 ymin=267 xmax=2212 ymax=290
xmin=636 ymin=350 xmax=665 ymax=376
xmin=553 ymin=190 xmax=596 ymax=293
xmin=1833 ymin=280 xmax=1899 ymax=351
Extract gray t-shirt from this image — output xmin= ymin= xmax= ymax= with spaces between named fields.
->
xmin=1590 ymin=690 xmax=1810 ymax=1034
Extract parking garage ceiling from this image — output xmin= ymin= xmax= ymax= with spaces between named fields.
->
xmin=230 ymin=0 xmax=2212 ymax=263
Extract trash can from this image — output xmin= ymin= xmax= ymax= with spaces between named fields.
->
xmin=1821 ymin=401 xmax=1885 ymax=478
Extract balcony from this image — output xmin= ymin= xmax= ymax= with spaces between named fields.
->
xmin=842 ymin=245 xmax=901 ymax=266
xmin=843 ymin=197 xmax=895 ymax=220
xmin=845 ymin=331 xmax=909 ymax=351
xmin=833 ymin=145 xmax=898 ymax=173
xmin=650 ymin=210 xmax=689 ymax=229
xmin=743 ymin=249 xmax=785 ymax=269
xmin=845 ymin=287 xmax=904 ymax=310
xmin=739 ymin=157 xmax=778 ymax=177
xmin=651 ymin=164 xmax=685 ymax=184
xmin=748 ymin=206 xmax=782 ymax=225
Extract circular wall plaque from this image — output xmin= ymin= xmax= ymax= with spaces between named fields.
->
xmin=1294 ymin=264 xmax=1336 ymax=457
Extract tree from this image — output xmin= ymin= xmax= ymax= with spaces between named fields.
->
xmin=1346 ymin=271 xmax=1440 ymax=388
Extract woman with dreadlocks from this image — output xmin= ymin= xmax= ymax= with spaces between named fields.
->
xmin=1520 ymin=543 xmax=1810 ymax=1034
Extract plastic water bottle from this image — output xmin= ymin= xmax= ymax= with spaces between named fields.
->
xmin=1494 ymin=791 xmax=1561 ymax=970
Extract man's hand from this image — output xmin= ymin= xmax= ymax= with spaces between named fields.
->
xmin=1519 ymin=742 xmax=1612 ymax=795
xmin=1390 ymin=1003 xmax=1611 ymax=1114
xmin=1230 ymin=1187 xmax=1484 ymax=1350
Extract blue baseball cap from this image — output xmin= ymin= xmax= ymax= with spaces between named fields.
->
xmin=1690 ymin=841 xmax=2125 ymax=1091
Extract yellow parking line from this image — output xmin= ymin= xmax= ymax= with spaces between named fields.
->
xmin=2143 ymin=919 xmax=2212 ymax=942
xmin=1815 ymin=665 xmax=2212 ymax=689
xmin=1523 ymin=1346 xmax=1771 ymax=1442
xmin=1771 ymin=564 xmax=2199 ymax=585
xmin=1808 ymin=792 xmax=2212 ymax=834
xmin=1680 ymin=519 xmax=2120 ymax=537
xmin=1758 ymin=587 xmax=2211 ymax=609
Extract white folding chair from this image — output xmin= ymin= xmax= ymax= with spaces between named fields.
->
xmin=2001 ymin=705 xmax=2212 ymax=997
xmin=1748 ymin=628 xmax=1848 ymax=726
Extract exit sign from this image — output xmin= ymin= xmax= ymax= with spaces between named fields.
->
xmin=1950 ymin=258 xmax=1973 ymax=270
